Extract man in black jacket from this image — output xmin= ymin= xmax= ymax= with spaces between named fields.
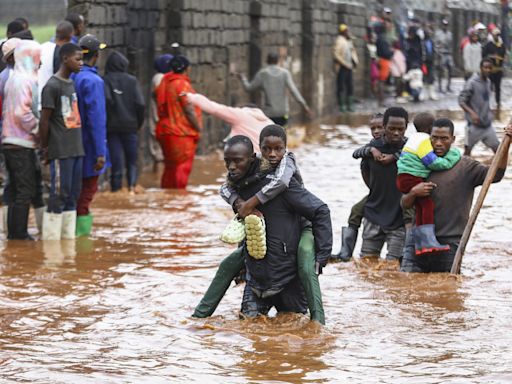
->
xmin=223 ymin=135 xmax=332 ymax=318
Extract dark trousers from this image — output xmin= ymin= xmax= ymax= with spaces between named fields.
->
xmin=337 ymin=66 xmax=353 ymax=101
xmin=270 ymin=116 xmax=288 ymax=127
xmin=348 ymin=195 xmax=367 ymax=229
xmin=107 ymin=132 xmax=138 ymax=191
xmin=397 ymin=174 xmax=434 ymax=225
xmin=489 ymin=71 xmax=503 ymax=106
xmin=401 ymin=232 xmax=458 ymax=273
xmin=77 ymin=176 xmax=99 ymax=216
xmin=3 ymin=147 xmax=38 ymax=239
xmin=48 ymin=157 xmax=83 ymax=213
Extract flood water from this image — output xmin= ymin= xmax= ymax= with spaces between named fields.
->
xmin=1 ymin=117 xmax=512 ymax=383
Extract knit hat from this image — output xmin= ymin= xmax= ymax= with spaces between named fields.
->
xmin=1 ymin=37 xmax=21 ymax=62
xmin=154 ymin=54 xmax=173 ymax=73
xmin=169 ymin=55 xmax=190 ymax=73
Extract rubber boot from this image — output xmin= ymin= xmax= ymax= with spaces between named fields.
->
xmin=7 ymin=203 xmax=33 ymax=240
xmin=42 ymin=211 xmax=62 ymax=240
xmin=2 ymin=206 xmax=7 ymax=233
xmin=76 ymin=214 xmax=93 ymax=237
xmin=428 ymin=84 xmax=439 ymax=101
xmin=412 ymin=224 xmax=450 ymax=255
xmin=346 ymin=95 xmax=354 ymax=112
xmin=297 ymin=228 xmax=325 ymax=324
xmin=339 ymin=98 xmax=346 ymax=113
xmin=61 ymin=210 xmax=76 ymax=240
xmin=192 ymin=247 xmax=245 ymax=318
xmin=34 ymin=206 xmax=46 ymax=234
xmin=331 ymin=226 xmax=357 ymax=262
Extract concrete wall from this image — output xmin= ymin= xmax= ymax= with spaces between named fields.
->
xmin=68 ymin=0 xmax=499 ymax=158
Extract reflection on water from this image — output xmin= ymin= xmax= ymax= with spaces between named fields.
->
xmin=1 ymin=117 xmax=512 ymax=383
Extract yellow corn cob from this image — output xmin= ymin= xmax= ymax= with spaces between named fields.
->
xmin=244 ymin=214 xmax=266 ymax=259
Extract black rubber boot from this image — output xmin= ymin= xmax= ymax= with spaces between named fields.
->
xmin=412 ymin=224 xmax=450 ymax=255
xmin=331 ymin=226 xmax=358 ymax=262
xmin=7 ymin=203 xmax=33 ymax=240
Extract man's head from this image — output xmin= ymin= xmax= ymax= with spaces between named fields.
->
xmin=14 ymin=17 xmax=29 ymax=30
xmin=169 ymin=55 xmax=190 ymax=74
xmin=339 ymin=24 xmax=349 ymax=36
xmin=469 ymin=30 xmax=478 ymax=43
xmin=413 ymin=112 xmax=435 ymax=134
xmin=431 ymin=118 xmax=455 ymax=157
xmin=492 ymin=28 xmax=501 ymax=43
xmin=55 ymin=21 xmax=74 ymax=45
xmin=78 ymin=34 xmax=106 ymax=65
xmin=266 ymin=52 xmax=279 ymax=65
xmin=383 ymin=107 xmax=408 ymax=145
xmin=369 ymin=112 xmax=384 ymax=139
xmin=441 ymin=18 xmax=449 ymax=30
xmin=1 ymin=37 xmax=21 ymax=65
xmin=59 ymin=43 xmax=83 ymax=73
xmin=65 ymin=13 xmax=85 ymax=37
xmin=480 ymin=57 xmax=492 ymax=79
xmin=6 ymin=20 xmax=24 ymax=38
xmin=224 ymin=135 xmax=255 ymax=181
xmin=259 ymin=124 xmax=287 ymax=167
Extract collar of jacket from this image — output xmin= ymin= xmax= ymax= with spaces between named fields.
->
xmin=164 ymin=72 xmax=190 ymax=82
xmin=81 ymin=64 xmax=98 ymax=74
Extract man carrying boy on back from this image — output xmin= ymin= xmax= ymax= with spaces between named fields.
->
xmin=39 ymin=43 xmax=85 ymax=240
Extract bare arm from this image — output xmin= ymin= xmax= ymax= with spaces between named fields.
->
xmin=400 ymin=181 xmax=437 ymax=209
xmin=39 ymin=108 xmax=53 ymax=163
xmin=183 ymin=103 xmax=201 ymax=132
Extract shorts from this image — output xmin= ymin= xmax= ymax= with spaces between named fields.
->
xmin=465 ymin=124 xmax=499 ymax=152
xmin=438 ymin=54 xmax=454 ymax=68
xmin=360 ymin=218 xmax=405 ymax=260
xmin=378 ymin=58 xmax=391 ymax=81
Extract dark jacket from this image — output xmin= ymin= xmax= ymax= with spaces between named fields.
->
xmin=103 ymin=51 xmax=145 ymax=133
xmin=405 ymin=36 xmax=423 ymax=70
xmin=235 ymin=160 xmax=332 ymax=297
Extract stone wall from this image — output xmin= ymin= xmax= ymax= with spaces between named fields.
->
xmin=68 ymin=0 xmax=500 ymax=158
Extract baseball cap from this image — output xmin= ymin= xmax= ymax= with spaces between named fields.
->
xmin=339 ymin=24 xmax=348 ymax=33
xmin=442 ymin=18 xmax=449 ymax=25
xmin=78 ymin=34 xmax=107 ymax=54
xmin=383 ymin=7 xmax=392 ymax=13
xmin=492 ymin=28 xmax=501 ymax=35
xmin=1 ymin=37 xmax=21 ymax=62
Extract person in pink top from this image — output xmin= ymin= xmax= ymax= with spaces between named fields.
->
xmin=184 ymin=92 xmax=272 ymax=152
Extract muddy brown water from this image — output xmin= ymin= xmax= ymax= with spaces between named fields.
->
xmin=1 ymin=117 xmax=512 ymax=383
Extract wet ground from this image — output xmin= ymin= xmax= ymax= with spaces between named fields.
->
xmin=1 ymin=93 xmax=512 ymax=383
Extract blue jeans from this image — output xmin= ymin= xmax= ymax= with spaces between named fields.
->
xmin=48 ymin=157 xmax=83 ymax=213
xmin=107 ymin=132 xmax=138 ymax=191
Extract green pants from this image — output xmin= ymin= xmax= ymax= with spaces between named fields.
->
xmin=348 ymin=195 xmax=367 ymax=229
xmin=192 ymin=228 xmax=325 ymax=324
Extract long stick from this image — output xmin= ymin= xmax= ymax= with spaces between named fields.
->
xmin=450 ymin=134 xmax=511 ymax=274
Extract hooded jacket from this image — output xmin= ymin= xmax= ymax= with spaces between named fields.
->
xmin=2 ymin=40 xmax=41 ymax=148
xmin=186 ymin=92 xmax=272 ymax=153
xmin=103 ymin=51 xmax=145 ymax=133
xmin=235 ymin=158 xmax=332 ymax=297
xmin=74 ymin=64 xmax=108 ymax=177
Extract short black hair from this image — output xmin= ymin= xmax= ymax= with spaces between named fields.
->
xmin=259 ymin=124 xmax=287 ymax=146
xmin=267 ymin=52 xmax=279 ymax=65
xmin=65 ymin=13 xmax=84 ymax=29
xmin=225 ymin=135 xmax=254 ymax=154
xmin=413 ymin=112 xmax=435 ymax=134
xmin=480 ymin=57 xmax=493 ymax=68
xmin=7 ymin=20 xmax=24 ymax=36
xmin=14 ymin=17 xmax=29 ymax=30
xmin=383 ymin=106 xmax=409 ymax=127
xmin=59 ymin=42 xmax=81 ymax=61
xmin=370 ymin=112 xmax=383 ymax=121
xmin=433 ymin=118 xmax=455 ymax=135
xmin=55 ymin=20 xmax=74 ymax=41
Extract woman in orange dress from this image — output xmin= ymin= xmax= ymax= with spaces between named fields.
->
xmin=156 ymin=56 xmax=202 ymax=189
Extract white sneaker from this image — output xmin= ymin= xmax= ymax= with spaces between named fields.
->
xmin=61 ymin=210 xmax=77 ymax=240
xmin=42 ymin=212 xmax=63 ymax=240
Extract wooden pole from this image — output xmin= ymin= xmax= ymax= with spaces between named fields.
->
xmin=450 ymin=135 xmax=511 ymax=274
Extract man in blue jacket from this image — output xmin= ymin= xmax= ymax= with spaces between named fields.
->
xmin=74 ymin=34 xmax=107 ymax=236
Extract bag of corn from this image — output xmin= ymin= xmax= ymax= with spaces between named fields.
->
xmin=219 ymin=215 xmax=246 ymax=244
xmin=244 ymin=214 xmax=266 ymax=259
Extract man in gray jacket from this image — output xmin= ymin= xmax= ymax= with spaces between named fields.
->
xmin=239 ymin=53 xmax=311 ymax=126
xmin=458 ymin=58 xmax=499 ymax=157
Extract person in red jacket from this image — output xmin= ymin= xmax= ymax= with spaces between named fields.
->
xmin=156 ymin=55 xmax=202 ymax=189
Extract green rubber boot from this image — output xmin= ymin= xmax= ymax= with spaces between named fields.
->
xmin=346 ymin=95 xmax=354 ymax=112
xmin=76 ymin=214 xmax=93 ymax=237
xmin=339 ymin=98 xmax=346 ymax=113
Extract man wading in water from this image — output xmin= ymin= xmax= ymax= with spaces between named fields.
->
xmin=401 ymin=118 xmax=512 ymax=272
